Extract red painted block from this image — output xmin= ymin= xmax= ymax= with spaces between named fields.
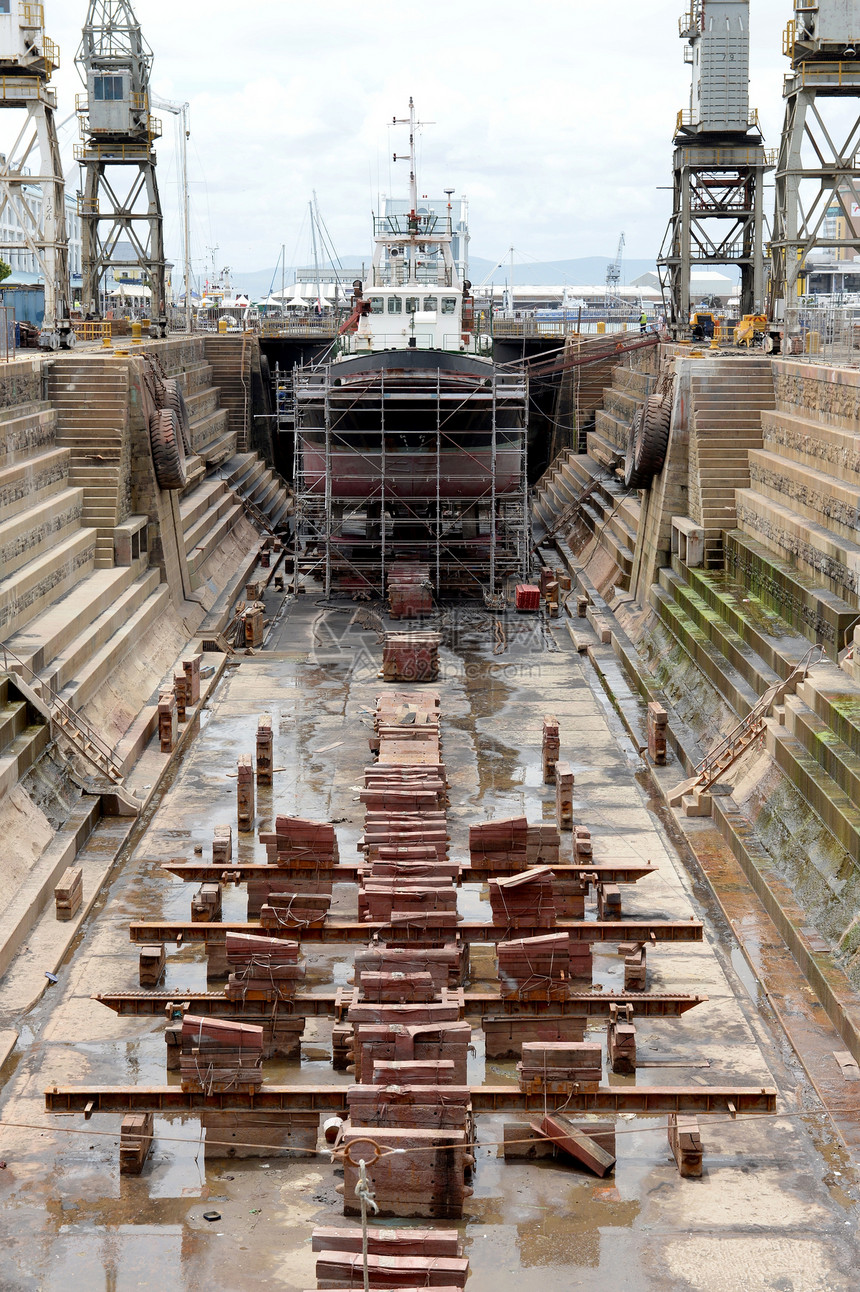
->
xmin=515 ymin=583 xmax=541 ymax=611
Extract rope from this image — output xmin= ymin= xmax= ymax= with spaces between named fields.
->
xmin=355 ymin=1158 xmax=378 ymax=1292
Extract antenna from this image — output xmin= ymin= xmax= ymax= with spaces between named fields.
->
xmin=392 ymin=97 xmax=434 ymax=226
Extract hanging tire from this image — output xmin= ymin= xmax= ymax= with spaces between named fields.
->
xmin=162 ymin=378 xmax=192 ymax=454
xmin=149 ymin=407 xmax=187 ymax=490
xmin=623 ymin=392 xmax=672 ymax=489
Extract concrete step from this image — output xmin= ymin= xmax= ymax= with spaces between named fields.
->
xmin=768 ymin=721 xmax=860 ymax=864
xmin=0 ymin=699 xmax=27 ymax=756
xmin=186 ymin=501 xmax=244 ymax=576
xmin=783 ymin=691 xmax=860 ymax=814
xmin=46 ymin=568 xmax=163 ymax=695
xmin=0 ymin=721 xmax=50 ymax=801
xmin=179 ymin=479 xmax=228 ymax=532
xmin=737 ymin=486 xmax=860 ymax=597
xmin=760 ymin=408 xmax=860 ymax=487
xmin=0 ymin=447 xmax=71 ymax=522
xmin=4 ymin=562 xmax=143 ymax=675
xmin=749 ymin=448 xmax=860 ymax=547
xmin=57 ymin=582 xmax=171 ymax=714
xmin=0 ymin=486 xmax=86 ymax=581
xmin=0 ymin=403 xmax=58 ymax=469
xmin=652 ymin=579 xmax=761 ymax=719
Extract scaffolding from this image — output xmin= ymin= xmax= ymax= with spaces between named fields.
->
xmin=287 ymin=361 xmax=529 ymax=602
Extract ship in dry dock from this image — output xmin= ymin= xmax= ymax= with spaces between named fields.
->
xmin=291 ymin=99 xmax=530 ymax=598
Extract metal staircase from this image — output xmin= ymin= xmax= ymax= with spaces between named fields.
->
xmin=1 ymin=644 xmax=124 ymax=785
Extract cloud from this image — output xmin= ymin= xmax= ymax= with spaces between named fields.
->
xmin=35 ymin=0 xmax=791 ymax=281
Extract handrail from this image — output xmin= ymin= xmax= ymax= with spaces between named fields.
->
xmin=695 ymin=644 xmax=825 ymax=787
xmin=1 ymin=642 xmax=122 ymax=776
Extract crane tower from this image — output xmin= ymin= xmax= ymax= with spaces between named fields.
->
xmin=76 ymin=0 xmax=168 ymax=336
xmin=0 ymin=1 xmax=73 ymax=348
xmin=769 ymin=1 xmax=860 ymax=320
xmin=657 ymin=1 xmax=771 ymax=334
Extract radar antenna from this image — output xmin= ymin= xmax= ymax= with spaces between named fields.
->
xmin=76 ymin=0 xmax=168 ymax=336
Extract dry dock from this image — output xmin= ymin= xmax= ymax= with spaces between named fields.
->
xmin=0 ymin=590 xmax=857 ymax=1290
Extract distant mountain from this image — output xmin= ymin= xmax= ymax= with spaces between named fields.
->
xmin=227 ymin=255 xmax=662 ymax=299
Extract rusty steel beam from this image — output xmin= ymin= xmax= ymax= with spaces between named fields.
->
xmin=162 ymin=862 xmax=656 ymax=885
xmin=44 ymin=1082 xmax=776 ymax=1116
xmin=127 ymin=920 xmax=703 ymax=946
xmin=93 ymin=990 xmax=709 ymax=1020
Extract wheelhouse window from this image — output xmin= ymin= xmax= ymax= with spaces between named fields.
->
xmin=405 ymin=297 xmax=419 ymax=314
xmin=368 ymin=296 xmax=383 ymax=314
xmin=441 ymin=297 xmax=457 ymax=315
xmin=423 ymin=296 xmax=437 ymax=312
xmin=387 ymin=295 xmax=402 ymax=314
xmin=94 ymin=75 xmax=124 ymax=101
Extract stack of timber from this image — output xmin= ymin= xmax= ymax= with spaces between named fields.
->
xmin=518 ymin=1041 xmax=603 ymax=1092
xmin=381 ymin=632 xmax=441 ymax=682
xmin=260 ymin=816 xmax=340 ymax=866
xmin=310 ymin=1226 xmax=468 ymax=1288
xmin=488 ymin=867 xmax=557 ymax=929
xmin=179 ymin=1015 xmax=263 ymax=1092
xmin=387 ymin=562 xmax=433 ymax=619
xmin=224 ymin=932 xmax=305 ymax=1002
xmin=497 ymin=931 xmax=580 ymax=1000
xmin=468 ymin=815 xmax=561 ymax=871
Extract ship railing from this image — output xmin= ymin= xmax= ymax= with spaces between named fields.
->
xmin=370 ymin=268 xmax=455 ymax=288
xmin=373 ymin=214 xmax=452 ymax=237
xmin=71 ymin=320 xmax=112 ymax=343
xmin=260 ymin=316 xmax=340 ymax=338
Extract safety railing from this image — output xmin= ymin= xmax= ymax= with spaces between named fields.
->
xmin=20 ymin=3 xmax=45 ymax=28
xmin=260 ymin=316 xmax=340 ymax=337
xmin=75 ymin=138 xmax=155 ymax=161
xmin=1 ymin=641 xmax=124 ymax=782
xmin=0 ymin=74 xmax=54 ymax=103
xmin=676 ymin=107 xmax=763 ymax=132
xmin=789 ymin=60 xmax=860 ymax=86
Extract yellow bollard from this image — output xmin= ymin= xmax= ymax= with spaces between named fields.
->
xmin=597 ymin=320 xmax=606 ymax=335
xmin=131 ymin=321 xmax=142 ymax=346
xmin=218 ymin=318 xmax=228 ymax=334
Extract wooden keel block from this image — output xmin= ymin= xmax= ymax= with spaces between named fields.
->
xmin=237 ymin=754 xmax=254 ymax=832
xmin=139 ymin=943 xmax=165 ymax=987
xmin=201 ymin=1110 xmax=319 ymax=1158
xmin=668 ymin=1113 xmax=703 ymax=1177
xmin=542 ymin=714 xmax=560 ymax=784
xmin=119 ymin=1112 xmax=153 ymax=1175
xmin=182 ymin=654 xmax=201 ymax=705
xmin=647 ymin=701 xmax=668 ymax=765
xmin=256 ymin=714 xmax=273 ymax=785
xmin=158 ymin=690 xmax=177 ymax=753
xmin=555 ymin=760 xmax=574 ymax=831
xmin=212 ymin=824 xmax=232 ymax=866
xmin=311 ymin=1225 xmax=462 ymax=1257
xmin=54 ymin=865 xmax=83 ymax=921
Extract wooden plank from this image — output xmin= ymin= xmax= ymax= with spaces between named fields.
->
xmin=533 ymin=1113 xmax=616 ymax=1177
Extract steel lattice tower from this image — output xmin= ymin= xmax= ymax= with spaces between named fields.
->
xmin=658 ymin=2 xmax=771 ymax=335
xmin=769 ymin=1 xmax=860 ymax=320
xmin=0 ymin=1 xmax=72 ymax=348
xmin=76 ymin=0 xmax=168 ymax=335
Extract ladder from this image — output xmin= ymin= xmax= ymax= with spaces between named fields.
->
xmin=668 ymin=647 xmax=824 ymax=805
xmin=2 ymin=645 xmax=124 ymax=785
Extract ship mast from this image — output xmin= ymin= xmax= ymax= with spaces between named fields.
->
xmin=393 ymin=97 xmax=426 ymax=230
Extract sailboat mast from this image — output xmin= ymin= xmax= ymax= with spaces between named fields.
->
xmin=309 ymin=198 xmax=322 ymax=312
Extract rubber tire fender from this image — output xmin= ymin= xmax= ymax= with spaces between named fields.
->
xmin=149 ymin=407 xmax=187 ymax=490
xmin=161 ymin=377 xmax=192 ymax=454
xmin=623 ymin=392 xmax=671 ymax=489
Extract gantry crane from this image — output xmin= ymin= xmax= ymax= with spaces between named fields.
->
xmin=0 ymin=1 xmax=73 ymax=348
xmin=657 ymin=2 xmax=771 ymax=335
xmin=769 ymin=1 xmax=860 ymax=320
xmin=76 ymin=0 xmax=168 ymax=336
xmin=605 ymin=231 xmax=625 ymax=305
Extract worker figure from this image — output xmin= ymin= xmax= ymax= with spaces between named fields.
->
xmin=639 ymin=310 xmax=648 ymax=334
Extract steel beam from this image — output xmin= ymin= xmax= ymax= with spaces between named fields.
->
xmin=93 ymin=990 xmax=708 ymax=1020
xmin=44 ymin=1083 xmax=777 ymax=1116
xmin=127 ymin=920 xmax=703 ymax=946
xmin=161 ymin=862 xmax=657 ymax=885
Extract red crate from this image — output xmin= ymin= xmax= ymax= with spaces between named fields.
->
xmin=515 ymin=583 xmax=541 ymax=611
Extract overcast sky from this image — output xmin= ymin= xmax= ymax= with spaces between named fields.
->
xmin=44 ymin=0 xmax=792 ymax=280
